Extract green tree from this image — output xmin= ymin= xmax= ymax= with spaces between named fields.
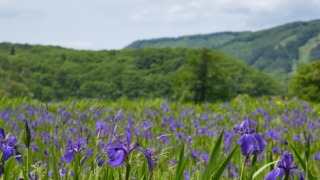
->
xmin=288 ymin=61 xmax=320 ymax=102
xmin=173 ymin=49 xmax=231 ymax=103
xmin=10 ymin=46 xmax=15 ymax=55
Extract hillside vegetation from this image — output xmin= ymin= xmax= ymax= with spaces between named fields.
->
xmin=0 ymin=43 xmax=280 ymax=101
xmin=126 ymin=20 xmax=320 ymax=81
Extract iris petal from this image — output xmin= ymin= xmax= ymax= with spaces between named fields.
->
xmin=106 ymin=150 xmax=125 ymax=167
xmin=239 ymin=134 xmax=255 ymax=156
xmin=264 ymin=168 xmax=285 ymax=180
xmin=295 ymin=169 xmax=305 ymax=180
xmin=281 ymin=151 xmax=294 ymax=169
xmin=2 ymin=146 xmax=13 ymax=161
xmin=126 ymin=127 xmax=132 ymax=149
xmin=64 ymin=150 xmax=74 ymax=163
xmin=253 ymin=133 xmax=267 ymax=152
xmin=138 ymin=147 xmax=154 ymax=171
xmin=14 ymin=150 xmax=23 ymax=164
xmin=0 ymin=128 xmax=5 ymax=139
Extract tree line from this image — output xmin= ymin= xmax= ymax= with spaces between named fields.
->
xmin=0 ymin=43 xmax=281 ymax=102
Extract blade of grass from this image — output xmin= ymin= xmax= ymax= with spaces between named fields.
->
xmin=174 ymin=142 xmax=185 ymax=180
xmin=252 ymin=160 xmax=279 ymax=179
xmin=211 ymin=146 xmax=239 ymax=179
xmin=51 ymin=143 xmax=60 ymax=180
xmin=78 ymin=150 xmax=97 ymax=174
xmin=175 ymin=142 xmax=185 ymax=180
xmin=269 ymin=150 xmax=274 ymax=171
xmin=73 ymin=154 xmax=80 ymax=180
xmin=202 ymin=129 xmax=224 ymax=180
xmin=290 ymin=145 xmax=315 ymax=180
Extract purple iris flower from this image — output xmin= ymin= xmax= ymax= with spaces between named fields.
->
xmin=0 ymin=128 xmax=22 ymax=164
xmin=234 ymin=119 xmax=267 ymax=156
xmin=184 ymin=170 xmax=190 ymax=180
xmin=160 ymin=100 xmax=170 ymax=113
xmin=169 ymin=159 xmax=177 ymax=166
xmin=106 ymin=126 xmax=154 ymax=171
xmin=64 ymin=138 xmax=86 ymax=163
xmin=95 ymin=121 xmax=108 ymax=134
xmin=265 ymin=151 xmax=305 ymax=180
xmin=201 ymin=152 xmax=209 ymax=164
xmin=314 ymin=152 xmax=320 ymax=161
xmin=271 ymin=146 xmax=282 ymax=155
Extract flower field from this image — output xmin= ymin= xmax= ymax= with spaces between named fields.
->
xmin=0 ymin=97 xmax=319 ymax=179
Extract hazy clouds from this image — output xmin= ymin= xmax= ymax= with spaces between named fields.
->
xmin=1 ymin=0 xmax=319 ymax=50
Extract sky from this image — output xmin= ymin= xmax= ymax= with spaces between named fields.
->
xmin=1 ymin=0 xmax=320 ymax=50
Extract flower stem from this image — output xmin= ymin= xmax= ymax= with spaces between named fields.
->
xmin=240 ymin=155 xmax=249 ymax=180
xmin=125 ymin=161 xmax=131 ymax=180
xmin=73 ymin=154 xmax=80 ymax=180
xmin=26 ymin=147 xmax=30 ymax=173
xmin=306 ymin=161 xmax=308 ymax=180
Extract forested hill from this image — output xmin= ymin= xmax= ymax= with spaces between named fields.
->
xmin=126 ymin=19 xmax=320 ymax=80
xmin=0 ymin=43 xmax=280 ymax=101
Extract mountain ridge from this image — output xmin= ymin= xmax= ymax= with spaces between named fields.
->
xmin=126 ymin=19 xmax=320 ymax=81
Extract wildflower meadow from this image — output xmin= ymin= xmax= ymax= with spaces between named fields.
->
xmin=0 ymin=97 xmax=319 ymax=180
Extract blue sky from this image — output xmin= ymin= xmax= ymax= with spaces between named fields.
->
xmin=1 ymin=0 xmax=319 ymax=50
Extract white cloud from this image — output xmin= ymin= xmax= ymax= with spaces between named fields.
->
xmin=168 ymin=4 xmax=184 ymax=14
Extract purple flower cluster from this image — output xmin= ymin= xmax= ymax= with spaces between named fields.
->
xmin=0 ymin=98 xmax=318 ymax=179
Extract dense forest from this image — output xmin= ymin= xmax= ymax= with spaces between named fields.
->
xmin=0 ymin=43 xmax=280 ymax=101
xmin=126 ymin=19 xmax=320 ymax=82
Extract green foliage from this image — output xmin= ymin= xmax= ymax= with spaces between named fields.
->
xmin=173 ymin=49 xmax=281 ymax=102
xmin=125 ymin=32 xmax=244 ymax=49
xmin=291 ymin=145 xmax=316 ymax=179
xmin=202 ymin=129 xmax=223 ymax=179
xmin=211 ymin=146 xmax=238 ymax=180
xmin=174 ymin=143 xmax=190 ymax=180
xmin=186 ymin=49 xmax=231 ymax=102
xmin=0 ymin=44 xmax=280 ymax=102
xmin=288 ymin=61 xmax=320 ymax=102
xmin=252 ymin=160 xmax=279 ymax=179
xmin=126 ymin=19 xmax=320 ymax=83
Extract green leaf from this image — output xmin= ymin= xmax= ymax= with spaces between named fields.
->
xmin=4 ymin=157 xmax=15 ymax=179
xmin=202 ymin=129 xmax=224 ymax=180
xmin=174 ymin=142 xmax=185 ymax=180
xmin=73 ymin=154 xmax=80 ymax=180
xmin=175 ymin=142 xmax=193 ymax=180
xmin=248 ymin=155 xmax=258 ymax=180
xmin=141 ymin=157 xmax=148 ymax=180
xmin=255 ymin=120 xmax=259 ymax=133
xmin=269 ymin=150 xmax=274 ymax=171
xmin=78 ymin=150 xmax=97 ymax=174
xmin=290 ymin=145 xmax=315 ymax=180
xmin=303 ymin=131 xmax=310 ymax=161
xmin=251 ymin=154 xmax=257 ymax=167
xmin=252 ymin=160 xmax=279 ymax=179
xmin=211 ymin=146 xmax=239 ymax=180
xmin=51 ymin=144 xmax=60 ymax=180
